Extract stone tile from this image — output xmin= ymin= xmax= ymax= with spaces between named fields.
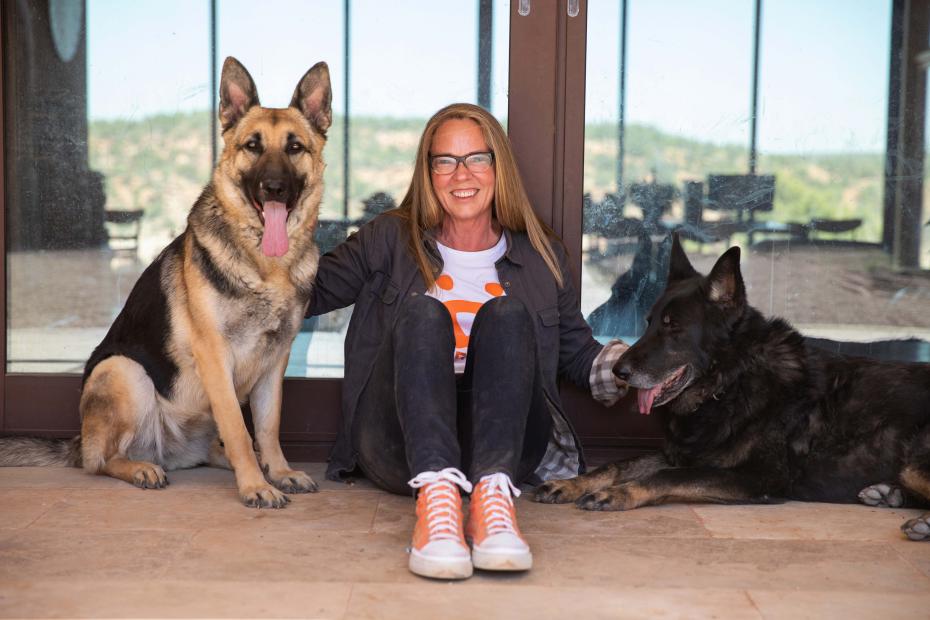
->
xmin=170 ymin=527 xmax=419 ymax=585
xmin=369 ymin=492 xmax=415 ymax=535
xmin=693 ymin=501 xmax=925 ymax=542
xmin=890 ymin=539 xmax=930 ymax=580
xmin=0 ymin=466 xmax=129 ymax=489
xmin=0 ymin=580 xmax=351 ymax=619
xmin=530 ymin=536 xmax=926 ymax=593
xmin=172 ymin=524 xmax=555 ymax=587
xmin=30 ymin=487 xmax=382 ymax=533
xmin=520 ymin=500 xmax=710 ymax=539
xmin=347 ymin=584 xmax=762 ymax=620
xmin=0 ymin=528 xmax=192 ymax=581
xmin=749 ymin=589 xmax=930 ymax=620
xmin=0 ymin=489 xmax=70 ymax=529
xmin=3 ymin=466 xmax=929 ymax=618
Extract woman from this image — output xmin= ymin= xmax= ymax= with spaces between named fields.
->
xmin=307 ymin=103 xmax=627 ymax=579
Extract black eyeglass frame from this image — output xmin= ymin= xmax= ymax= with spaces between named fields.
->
xmin=428 ymin=151 xmax=495 ymax=175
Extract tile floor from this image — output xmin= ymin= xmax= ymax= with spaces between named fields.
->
xmin=0 ymin=463 xmax=928 ymax=619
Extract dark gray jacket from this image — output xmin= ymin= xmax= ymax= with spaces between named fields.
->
xmin=307 ymin=211 xmax=603 ymax=480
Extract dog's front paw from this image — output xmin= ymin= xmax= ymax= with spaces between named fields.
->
xmin=858 ymin=483 xmax=904 ymax=507
xmin=576 ymin=484 xmax=640 ymax=511
xmin=535 ymin=478 xmax=586 ymax=504
xmin=269 ymin=469 xmax=318 ymax=494
xmin=902 ymin=512 xmax=930 ymax=541
xmin=131 ymin=463 xmax=168 ymax=489
xmin=240 ymin=484 xmax=290 ymax=509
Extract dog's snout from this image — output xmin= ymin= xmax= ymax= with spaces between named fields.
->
xmin=260 ymin=179 xmax=286 ymax=201
xmin=613 ymin=363 xmax=632 ymax=383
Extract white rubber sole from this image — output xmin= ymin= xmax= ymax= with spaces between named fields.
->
xmin=472 ymin=546 xmax=533 ymax=571
xmin=408 ymin=548 xmax=473 ymax=580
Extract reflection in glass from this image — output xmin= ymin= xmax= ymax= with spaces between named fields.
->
xmin=582 ymin=0 xmax=930 ymax=361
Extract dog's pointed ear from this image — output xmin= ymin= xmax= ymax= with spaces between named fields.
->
xmin=290 ymin=62 xmax=332 ymax=135
xmin=668 ymin=233 xmax=699 ymax=282
xmin=219 ymin=57 xmax=260 ymax=132
xmin=706 ymin=246 xmax=746 ymax=307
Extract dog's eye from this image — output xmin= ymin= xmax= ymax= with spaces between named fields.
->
xmin=287 ymin=142 xmax=304 ymax=154
xmin=244 ymin=140 xmax=261 ymax=153
xmin=663 ymin=315 xmax=672 ymax=326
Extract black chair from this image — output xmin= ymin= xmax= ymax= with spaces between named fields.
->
xmin=704 ymin=174 xmax=781 ymax=245
xmin=706 ymin=174 xmax=775 ymax=225
xmin=104 ymin=209 xmax=144 ymax=256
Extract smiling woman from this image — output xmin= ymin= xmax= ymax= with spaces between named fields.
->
xmin=303 ymin=102 xmax=629 ymax=579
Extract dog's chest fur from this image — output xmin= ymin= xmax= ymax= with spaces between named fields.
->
xmin=221 ymin=276 xmax=306 ymax=393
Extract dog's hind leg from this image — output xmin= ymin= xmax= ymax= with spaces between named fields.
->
xmin=898 ymin=431 xmax=930 ymax=541
xmin=249 ymin=354 xmax=317 ymax=494
xmin=207 ymin=437 xmax=232 ymax=469
xmin=898 ymin=466 xmax=930 ymax=540
xmin=575 ymin=466 xmax=780 ymax=512
xmin=80 ymin=356 xmax=167 ymax=489
xmin=534 ymin=452 xmax=668 ymax=504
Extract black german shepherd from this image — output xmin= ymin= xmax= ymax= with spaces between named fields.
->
xmin=536 ymin=236 xmax=930 ymax=541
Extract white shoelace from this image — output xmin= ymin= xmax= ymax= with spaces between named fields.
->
xmin=408 ymin=467 xmax=473 ymax=542
xmin=477 ymin=472 xmax=521 ymax=535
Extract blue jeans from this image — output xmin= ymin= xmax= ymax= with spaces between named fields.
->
xmin=352 ymin=294 xmax=552 ymax=495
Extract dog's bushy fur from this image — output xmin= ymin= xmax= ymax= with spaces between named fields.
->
xmin=537 ymin=236 xmax=930 ymax=541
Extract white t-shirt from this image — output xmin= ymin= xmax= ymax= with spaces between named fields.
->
xmin=426 ymin=234 xmax=508 ymax=373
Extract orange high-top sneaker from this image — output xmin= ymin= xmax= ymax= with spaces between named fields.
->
xmin=407 ymin=467 xmax=473 ymax=579
xmin=466 ymin=472 xmax=532 ymax=571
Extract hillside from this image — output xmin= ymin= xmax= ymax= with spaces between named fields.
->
xmin=89 ymin=111 xmax=901 ymax=243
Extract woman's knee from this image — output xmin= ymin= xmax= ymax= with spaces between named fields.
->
xmin=477 ymin=295 xmax=530 ymax=323
xmin=473 ymin=296 xmax=533 ymax=337
xmin=397 ymin=294 xmax=451 ymax=328
xmin=395 ymin=294 xmax=454 ymax=344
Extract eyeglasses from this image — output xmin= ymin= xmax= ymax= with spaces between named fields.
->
xmin=429 ymin=151 xmax=494 ymax=175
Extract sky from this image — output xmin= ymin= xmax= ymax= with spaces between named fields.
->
xmin=86 ymin=0 xmax=511 ymax=120
xmin=87 ymin=0 xmax=892 ymax=154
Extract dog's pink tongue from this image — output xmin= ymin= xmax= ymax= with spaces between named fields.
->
xmin=261 ymin=201 xmax=289 ymax=257
xmin=638 ymin=387 xmax=659 ymax=415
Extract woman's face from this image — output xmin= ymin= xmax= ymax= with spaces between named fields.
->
xmin=429 ymin=118 xmax=496 ymax=226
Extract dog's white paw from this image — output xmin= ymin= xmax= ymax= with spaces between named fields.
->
xmin=901 ymin=513 xmax=930 ymax=541
xmin=858 ymin=483 xmax=904 ymax=508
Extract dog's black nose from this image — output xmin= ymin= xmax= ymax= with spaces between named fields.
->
xmin=613 ymin=364 xmax=631 ymax=383
xmin=261 ymin=179 xmax=286 ymax=201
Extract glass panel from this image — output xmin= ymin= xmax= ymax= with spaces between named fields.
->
xmin=751 ymin=1 xmax=929 ymax=348
xmin=7 ymin=0 xmax=211 ymax=374
xmin=582 ymin=0 xmax=754 ymax=341
xmin=582 ymin=1 xmax=929 ymax=361
xmin=4 ymin=0 xmax=510 ymax=376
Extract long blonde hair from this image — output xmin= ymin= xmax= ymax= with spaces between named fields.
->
xmin=397 ymin=103 xmax=564 ymax=290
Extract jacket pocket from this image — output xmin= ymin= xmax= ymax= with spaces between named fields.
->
xmin=368 ymin=271 xmax=399 ymax=305
xmin=538 ymin=307 xmax=560 ymax=327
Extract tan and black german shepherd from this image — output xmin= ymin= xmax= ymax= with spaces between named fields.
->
xmin=0 ymin=57 xmax=331 ymax=508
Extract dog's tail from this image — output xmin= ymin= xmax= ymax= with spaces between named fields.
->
xmin=0 ymin=436 xmax=82 ymax=467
